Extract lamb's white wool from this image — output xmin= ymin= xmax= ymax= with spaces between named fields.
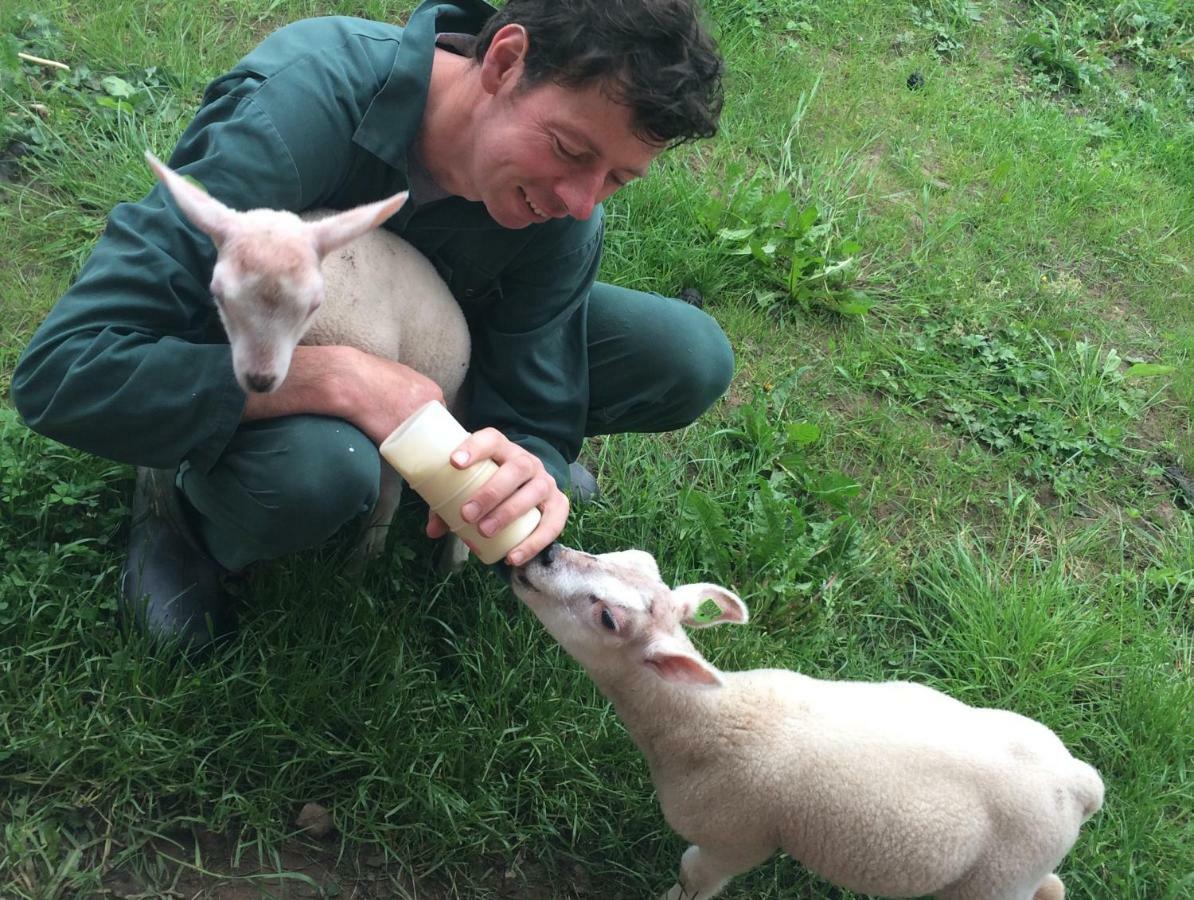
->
xmin=512 ymin=544 xmax=1104 ymax=900
xmin=145 ymin=151 xmax=470 ymax=560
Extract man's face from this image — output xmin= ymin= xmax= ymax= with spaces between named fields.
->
xmin=473 ymin=76 xmax=665 ymax=229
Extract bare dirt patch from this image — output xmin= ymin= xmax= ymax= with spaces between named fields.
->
xmin=99 ymin=827 xmax=599 ymax=900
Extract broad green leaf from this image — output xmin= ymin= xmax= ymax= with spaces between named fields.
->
xmin=836 ymin=292 xmax=875 ymax=315
xmin=95 ymin=96 xmax=134 ymax=113
xmin=786 ymin=422 xmax=821 ymax=446
xmin=1125 ymin=363 xmax=1175 ymax=378
xmin=101 ymin=75 xmax=135 ymax=98
xmin=718 ymin=226 xmax=756 ymax=242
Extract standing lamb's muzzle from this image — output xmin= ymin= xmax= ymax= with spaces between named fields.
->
xmin=537 ymin=540 xmax=562 ymax=566
xmin=520 ymin=540 xmax=563 ymax=578
xmin=511 ymin=544 xmax=1103 ymax=900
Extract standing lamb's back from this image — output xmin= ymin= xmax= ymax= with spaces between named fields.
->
xmin=511 ymin=543 xmax=1104 ymax=900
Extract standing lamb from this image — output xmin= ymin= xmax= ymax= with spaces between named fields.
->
xmin=144 ymin=151 xmax=470 ymax=561
xmin=511 ymin=543 xmax=1104 ymax=900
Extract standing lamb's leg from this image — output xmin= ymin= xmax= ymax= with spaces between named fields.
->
xmin=661 ymin=844 xmax=761 ymax=900
xmin=1033 ymin=874 xmax=1064 ymax=900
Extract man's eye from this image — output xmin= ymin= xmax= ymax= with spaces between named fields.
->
xmin=600 ymin=609 xmax=617 ymax=632
xmin=554 ymin=138 xmax=583 ymax=160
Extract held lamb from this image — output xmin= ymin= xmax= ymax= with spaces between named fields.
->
xmin=145 ymin=151 xmax=470 ymax=560
xmin=511 ymin=543 xmax=1104 ymax=900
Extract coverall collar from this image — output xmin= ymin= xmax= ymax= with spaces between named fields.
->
xmin=354 ymin=0 xmax=496 ymax=173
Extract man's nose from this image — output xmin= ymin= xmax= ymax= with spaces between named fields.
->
xmin=554 ymin=172 xmax=605 ymax=220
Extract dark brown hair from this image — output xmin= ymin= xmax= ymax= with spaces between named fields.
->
xmin=473 ymin=0 xmax=724 ymax=147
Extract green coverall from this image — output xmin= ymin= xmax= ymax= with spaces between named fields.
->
xmin=11 ymin=0 xmax=734 ymax=571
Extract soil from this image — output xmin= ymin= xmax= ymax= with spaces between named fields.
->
xmin=98 ymin=826 xmax=597 ymax=900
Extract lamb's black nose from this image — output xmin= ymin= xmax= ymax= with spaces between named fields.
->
xmin=245 ymin=373 xmax=276 ymax=393
xmin=535 ymin=542 xmax=561 ymax=567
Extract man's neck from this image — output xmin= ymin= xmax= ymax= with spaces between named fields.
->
xmin=415 ymin=48 xmax=481 ymax=201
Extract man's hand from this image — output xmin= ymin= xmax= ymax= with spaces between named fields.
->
xmin=244 ymin=344 xmax=569 ymax=564
xmin=425 ymin=428 xmax=568 ymax=566
xmin=242 ymin=345 xmax=444 ymax=444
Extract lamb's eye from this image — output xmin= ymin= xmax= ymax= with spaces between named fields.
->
xmin=600 ymin=609 xmax=617 ymax=632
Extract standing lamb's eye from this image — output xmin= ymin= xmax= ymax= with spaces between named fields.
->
xmin=600 ymin=609 xmax=617 ymax=632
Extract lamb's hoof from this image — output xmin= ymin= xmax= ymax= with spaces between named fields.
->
xmin=358 ymin=525 xmax=390 ymax=560
xmin=434 ymin=534 xmax=470 ymax=576
xmin=345 ymin=525 xmax=389 ymax=576
xmin=661 ymin=885 xmax=684 ymax=900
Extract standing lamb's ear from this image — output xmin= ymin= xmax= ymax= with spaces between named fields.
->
xmin=306 ymin=191 xmax=409 ymax=259
xmin=643 ymin=635 xmax=723 ymax=687
xmin=673 ymin=583 xmax=749 ymax=629
xmin=144 ymin=151 xmax=238 ymax=247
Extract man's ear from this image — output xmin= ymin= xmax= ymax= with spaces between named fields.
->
xmin=673 ymin=583 xmax=749 ymax=629
xmin=643 ymin=636 xmax=723 ymax=687
xmin=479 ymin=24 xmax=530 ymax=95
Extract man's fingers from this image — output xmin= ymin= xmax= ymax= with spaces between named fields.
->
xmin=475 ymin=476 xmax=550 ymax=538
xmin=435 ymin=426 xmax=569 ymax=565
xmin=506 ymin=491 xmax=569 ymax=566
xmin=452 ymin=436 xmax=546 ymax=525
xmin=450 ymin=427 xmax=512 ymax=468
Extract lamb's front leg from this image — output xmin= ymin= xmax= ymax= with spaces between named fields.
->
xmin=661 ymin=844 xmax=763 ymax=900
xmin=354 ymin=466 xmax=402 ymax=563
xmin=354 ymin=467 xmax=470 ymax=574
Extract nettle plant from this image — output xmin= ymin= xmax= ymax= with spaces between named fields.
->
xmin=1020 ymin=7 xmax=1111 ymax=94
xmin=696 ymin=163 xmax=873 ymax=320
xmin=0 ymin=409 xmax=128 ymax=629
xmin=908 ymin=0 xmax=985 ymax=58
xmin=1 ymin=15 xmax=189 ymax=170
xmin=870 ymin=319 xmax=1173 ymax=494
xmin=679 ymin=373 xmax=862 ymax=615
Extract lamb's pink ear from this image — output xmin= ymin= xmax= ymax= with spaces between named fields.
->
xmin=673 ymin=583 xmax=749 ymax=629
xmin=643 ymin=637 xmax=723 ymax=687
xmin=144 ymin=151 xmax=237 ymax=247
xmin=308 ymin=191 xmax=409 ymax=258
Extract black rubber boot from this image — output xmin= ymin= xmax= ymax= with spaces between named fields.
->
xmin=568 ymin=461 xmax=601 ymax=505
xmin=120 ymin=467 xmax=237 ymax=652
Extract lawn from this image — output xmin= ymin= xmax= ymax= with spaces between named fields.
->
xmin=1 ymin=0 xmax=1191 ymax=897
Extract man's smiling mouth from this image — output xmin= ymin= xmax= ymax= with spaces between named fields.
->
xmin=521 ymin=187 xmax=549 ymax=220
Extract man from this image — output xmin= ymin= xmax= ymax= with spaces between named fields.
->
xmin=11 ymin=0 xmax=732 ymax=650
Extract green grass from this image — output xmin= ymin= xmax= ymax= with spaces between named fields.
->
xmin=2 ymin=0 xmax=1192 ymax=897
